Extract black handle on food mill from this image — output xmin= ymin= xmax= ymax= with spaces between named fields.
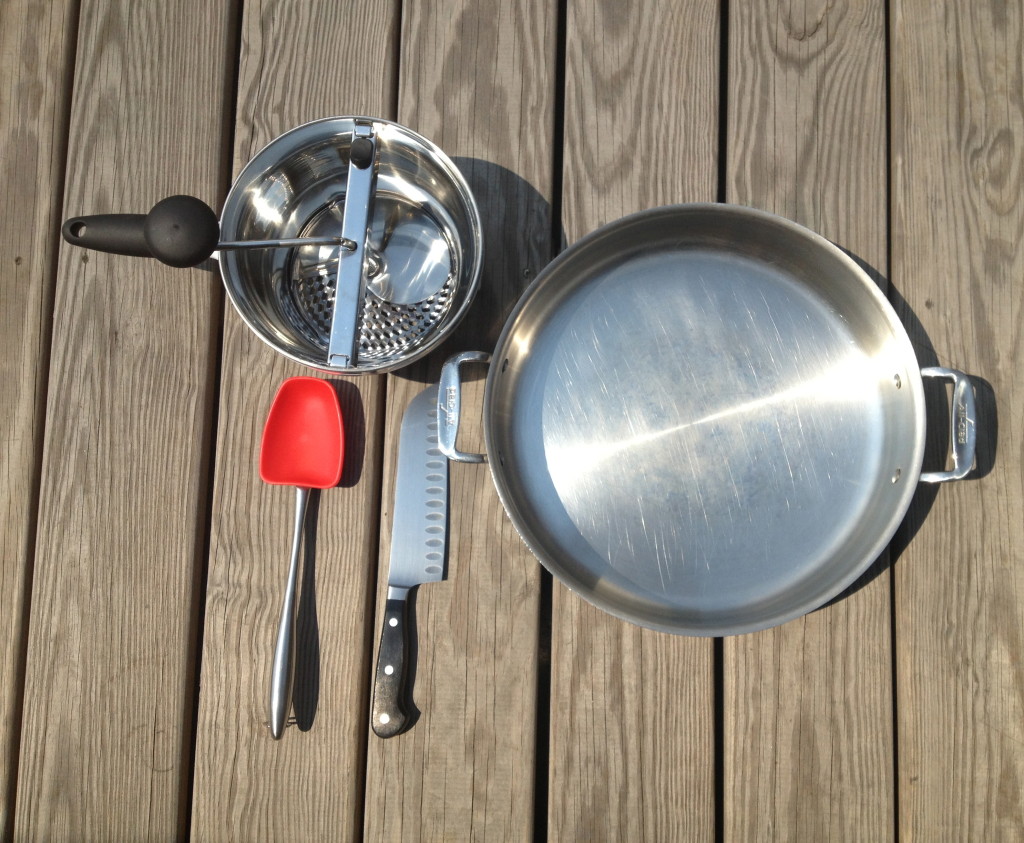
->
xmin=61 ymin=195 xmax=220 ymax=268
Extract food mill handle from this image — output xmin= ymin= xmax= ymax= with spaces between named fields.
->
xmin=438 ymin=351 xmax=491 ymax=463
xmin=62 ymin=212 xmax=151 ymax=258
xmin=919 ymin=367 xmax=977 ymax=483
xmin=61 ymin=195 xmax=220 ymax=268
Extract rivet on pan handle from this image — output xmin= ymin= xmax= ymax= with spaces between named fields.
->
xmin=438 ymin=351 xmax=491 ymax=463
xmin=919 ymin=366 xmax=977 ymax=483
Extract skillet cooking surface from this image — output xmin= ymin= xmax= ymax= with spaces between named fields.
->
xmin=486 ymin=206 xmax=923 ymax=634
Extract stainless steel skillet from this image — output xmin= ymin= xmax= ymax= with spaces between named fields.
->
xmin=439 ymin=204 xmax=976 ymax=636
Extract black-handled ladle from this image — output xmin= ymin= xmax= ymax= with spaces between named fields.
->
xmin=61 ymin=195 xmax=355 ymax=268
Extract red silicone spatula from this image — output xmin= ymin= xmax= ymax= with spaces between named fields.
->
xmin=260 ymin=377 xmax=344 ymax=739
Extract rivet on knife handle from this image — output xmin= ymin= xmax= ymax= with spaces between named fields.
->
xmin=372 ymin=593 xmax=410 ymax=737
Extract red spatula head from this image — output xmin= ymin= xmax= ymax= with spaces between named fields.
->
xmin=260 ymin=377 xmax=345 ymax=489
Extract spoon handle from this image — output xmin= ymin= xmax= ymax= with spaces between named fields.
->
xmin=269 ymin=486 xmax=310 ymax=739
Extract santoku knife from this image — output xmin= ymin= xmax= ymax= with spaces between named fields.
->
xmin=371 ymin=385 xmax=449 ymax=737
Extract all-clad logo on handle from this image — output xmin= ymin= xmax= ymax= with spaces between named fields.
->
xmin=438 ymin=350 xmax=490 ymax=464
xmin=957 ymin=399 xmax=969 ymax=446
xmin=443 ymin=385 xmax=458 ymax=429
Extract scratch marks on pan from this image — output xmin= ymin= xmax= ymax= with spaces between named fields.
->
xmin=545 ymin=351 xmax=879 ymax=478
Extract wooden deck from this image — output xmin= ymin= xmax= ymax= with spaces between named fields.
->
xmin=2 ymin=0 xmax=1021 ymax=839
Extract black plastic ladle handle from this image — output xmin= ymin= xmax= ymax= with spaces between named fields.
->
xmin=62 ymin=195 xmax=221 ymax=268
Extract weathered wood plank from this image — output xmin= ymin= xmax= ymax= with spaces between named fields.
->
xmin=362 ymin=0 xmax=557 ymax=838
xmin=12 ymin=1 xmax=235 ymax=838
xmin=723 ymin=1 xmax=894 ymax=839
xmin=188 ymin=1 xmax=398 ymax=840
xmin=0 ymin=0 xmax=77 ymax=834
xmin=891 ymin=0 xmax=1024 ymax=838
xmin=548 ymin=0 xmax=719 ymax=839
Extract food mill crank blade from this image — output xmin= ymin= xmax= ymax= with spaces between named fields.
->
xmin=327 ymin=122 xmax=378 ymax=368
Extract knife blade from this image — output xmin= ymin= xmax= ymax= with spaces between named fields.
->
xmin=371 ymin=385 xmax=448 ymax=737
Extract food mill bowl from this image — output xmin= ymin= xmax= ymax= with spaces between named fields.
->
xmin=218 ymin=116 xmax=483 ymax=373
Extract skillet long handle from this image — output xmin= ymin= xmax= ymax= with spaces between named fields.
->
xmin=269 ymin=486 xmax=310 ymax=739
xmin=371 ymin=594 xmax=410 ymax=737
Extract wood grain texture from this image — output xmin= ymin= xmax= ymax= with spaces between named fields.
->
xmin=12 ymin=1 xmax=234 ymax=838
xmin=723 ymin=1 xmax=894 ymax=839
xmin=0 ymin=1 xmax=77 ymax=834
xmin=188 ymin=1 xmax=398 ymax=840
xmin=362 ymin=0 xmax=557 ymax=839
xmin=891 ymin=0 xmax=1024 ymax=838
xmin=549 ymin=0 xmax=719 ymax=839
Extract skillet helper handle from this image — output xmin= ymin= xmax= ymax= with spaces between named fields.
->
xmin=371 ymin=596 xmax=410 ymax=738
xmin=61 ymin=195 xmax=219 ymax=268
xmin=920 ymin=367 xmax=977 ymax=483
xmin=438 ymin=351 xmax=491 ymax=463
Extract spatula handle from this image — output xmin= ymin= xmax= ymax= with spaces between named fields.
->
xmin=371 ymin=594 xmax=410 ymax=737
xmin=269 ymin=486 xmax=310 ymax=739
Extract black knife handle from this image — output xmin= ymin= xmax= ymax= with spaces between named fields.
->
xmin=372 ymin=597 xmax=409 ymax=738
